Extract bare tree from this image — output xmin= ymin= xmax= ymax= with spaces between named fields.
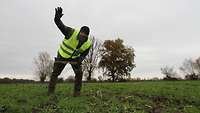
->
xmin=97 ymin=76 xmax=103 ymax=82
xmin=161 ymin=66 xmax=177 ymax=80
xmin=194 ymin=57 xmax=200 ymax=75
xmin=82 ymin=36 xmax=102 ymax=81
xmin=179 ymin=59 xmax=196 ymax=75
xmin=33 ymin=51 xmax=53 ymax=82
xmin=179 ymin=58 xmax=198 ymax=80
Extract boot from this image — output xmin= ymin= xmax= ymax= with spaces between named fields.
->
xmin=48 ymin=75 xmax=58 ymax=95
xmin=73 ymin=91 xmax=80 ymax=97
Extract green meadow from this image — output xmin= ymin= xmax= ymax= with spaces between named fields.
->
xmin=0 ymin=81 xmax=200 ymax=113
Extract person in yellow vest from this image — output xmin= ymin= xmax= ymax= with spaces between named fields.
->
xmin=48 ymin=7 xmax=92 ymax=97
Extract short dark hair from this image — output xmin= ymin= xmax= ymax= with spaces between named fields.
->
xmin=80 ymin=26 xmax=90 ymax=35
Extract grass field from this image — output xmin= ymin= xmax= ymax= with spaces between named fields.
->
xmin=0 ymin=81 xmax=200 ymax=113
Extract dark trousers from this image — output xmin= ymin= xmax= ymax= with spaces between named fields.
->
xmin=48 ymin=54 xmax=83 ymax=96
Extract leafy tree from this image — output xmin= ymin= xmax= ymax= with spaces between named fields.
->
xmin=33 ymin=51 xmax=53 ymax=82
xmin=99 ymin=38 xmax=135 ymax=82
xmin=82 ymin=37 xmax=102 ymax=81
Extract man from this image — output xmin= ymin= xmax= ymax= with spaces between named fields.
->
xmin=48 ymin=7 xmax=92 ymax=97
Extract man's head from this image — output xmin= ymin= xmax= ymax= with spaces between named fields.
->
xmin=78 ymin=26 xmax=90 ymax=41
xmin=80 ymin=26 xmax=90 ymax=36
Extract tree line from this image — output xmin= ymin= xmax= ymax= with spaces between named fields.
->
xmin=161 ymin=57 xmax=200 ymax=80
xmin=0 ymin=77 xmax=35 ymax=83
xmin=32 ymin=37 xmax=200 ymax=82
xmin=33 ymin=37 xmax=135 ymax=82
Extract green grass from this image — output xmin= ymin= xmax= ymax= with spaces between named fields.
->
xmin=0 ymin=81 xmax=200 ymax=113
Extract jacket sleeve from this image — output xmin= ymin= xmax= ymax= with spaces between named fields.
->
xmin=54 ymin=18 xmax=74 ymax=39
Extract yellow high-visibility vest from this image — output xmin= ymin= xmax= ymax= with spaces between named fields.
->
xmin=58 ymin=29 xmax=92 ymax=59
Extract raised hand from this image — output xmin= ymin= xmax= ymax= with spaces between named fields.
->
xmin=55 ymin=7 xmax=64 ymax=20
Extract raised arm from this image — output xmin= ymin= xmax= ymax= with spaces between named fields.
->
xmin=54 ymin=7 xmax=74 ymax=39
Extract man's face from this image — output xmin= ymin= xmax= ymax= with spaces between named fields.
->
xmin=78 ymin=32 xmax=88 ymax=41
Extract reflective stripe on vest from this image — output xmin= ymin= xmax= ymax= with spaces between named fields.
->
xmin=58 ymin=29 xmax=79 ymax=58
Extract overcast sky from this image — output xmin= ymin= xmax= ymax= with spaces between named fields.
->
xmin=0 ymin=0 xmax=200 ymax=79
